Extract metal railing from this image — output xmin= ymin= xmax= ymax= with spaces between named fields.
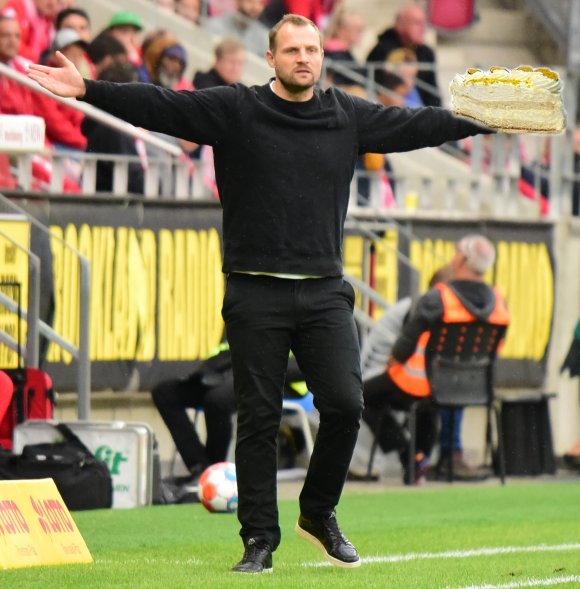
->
xmin=0 ymin=195 xmax=92 ymax=419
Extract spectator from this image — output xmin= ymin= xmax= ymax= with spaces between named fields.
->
xmin=44 ymin=28 xmax=88 ymax=150
xmin=206 ymin=0 xmax=268 ymax=57
xmin=260 ymin=0 xmax=327 ymax=29
xmin=360 ymin=266 xmax=452 ymax=484
xmin=322 ymin=5 xmax=365 ymax=88
xmin=193 ymin=36 xmax=246 ymax=88
xmin=561 ymin=316 xmax=580 ymax=471
xmin=105 ymin=10 xmax=143 ymax=66
xmin=81 ymin=61 xmax=145 ymax=195
xmin=0 ymin=16 xmax=85 ymax=151
xmin=55 ymin=6 xmax=91 ymax=42
xmin=386 ymin=235 xmax=509 ymax=483
xmin=384 ymin=47 xmax=423 ymax=108
xmin=374 ymin=68 xmax=406 ymax=107
xmin=1 ymin=0 xmax=58 ymax=61
xmin=86 ymin=31 xmax=129 ymax=78
xmin=366 ymin=3 xmax=441 ymax=107
xmin=175 ymin=0 xmax=201 ymax=23
xmin=0 ymin=14 xmax=80 ymax=191
xmin=139 ymin=31 xmax=192 ymax=90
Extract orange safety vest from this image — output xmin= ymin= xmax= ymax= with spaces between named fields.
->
xmin=387 ymin=283 xmax=510 ymax=397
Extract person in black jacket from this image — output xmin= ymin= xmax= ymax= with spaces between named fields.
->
xmin=81 ymin=61 xmax=145 ymax=195
xmin=28 ymin=13 xmax=492 ymax=574
xmin=366 ymin=4 xmax=441 ymax=107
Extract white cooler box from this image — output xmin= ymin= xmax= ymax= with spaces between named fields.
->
xmin=13 ymin=420 xmax=155 ymax=509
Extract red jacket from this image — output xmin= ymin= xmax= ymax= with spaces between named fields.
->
xmin=1 ymin=56 xmax=86 ymax=150
xmin=2 ymin=0 xmax=53 ymax=62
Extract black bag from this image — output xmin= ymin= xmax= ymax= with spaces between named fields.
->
xmin=0 ymin=423 xmax=113 ymax=511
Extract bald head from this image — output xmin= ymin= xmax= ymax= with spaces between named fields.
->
xmin=395 ymin=4 xmax=427 ymax=47
xmin=455 ymin=235 xmax=496 ymax=277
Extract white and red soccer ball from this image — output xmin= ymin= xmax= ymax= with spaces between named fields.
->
xmin=197 ymin=461 xmax=238 ymax=513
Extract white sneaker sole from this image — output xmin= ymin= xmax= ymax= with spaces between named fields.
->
xmin=295 ymin=523 xmax=361 ymax=569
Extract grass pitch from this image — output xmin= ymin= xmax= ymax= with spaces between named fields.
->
xmin=2 ymin=481 xmax=579 ymax=589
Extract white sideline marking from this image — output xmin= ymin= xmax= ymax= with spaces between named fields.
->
xmin=447 ymin=575 xmax=580 ymax=589
xmin=302 ymin=543 xmax=580 ymax=567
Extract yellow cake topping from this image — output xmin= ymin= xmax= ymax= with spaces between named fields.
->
xmin=466 ymin=68 xmax=481 ymax=75
xmin=534 ymin=67 xmax=559 ymax=81
xmin=516 ymin=65 xmax=533 ymax=72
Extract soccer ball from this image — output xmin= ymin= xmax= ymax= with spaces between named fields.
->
xmin=197 ymin=461 xmax=238 ymax=513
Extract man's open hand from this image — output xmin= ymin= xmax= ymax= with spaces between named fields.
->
xmin=28 ymin=51 xmax=86 ymax=98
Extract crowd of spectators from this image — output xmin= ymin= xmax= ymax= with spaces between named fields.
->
xmin=0 ymin=0 xmax=578 ymax=215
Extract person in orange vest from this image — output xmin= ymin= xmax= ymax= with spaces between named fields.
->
xmin=363 ymin=234 xmax=510 ymax=485
xmin=361 ymin=265 xmax=451 ymax=485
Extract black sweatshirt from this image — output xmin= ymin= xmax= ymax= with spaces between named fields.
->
xmin=81 ymin=80 xmax=490 ymax=275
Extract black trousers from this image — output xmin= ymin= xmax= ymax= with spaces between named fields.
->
xmin=363 ymin=371 xmax=438 ymax=461
xmin=222 ymin=273 xmax=363 ymax=550
xmin=151 ymin=372 xmax=236 ymax=471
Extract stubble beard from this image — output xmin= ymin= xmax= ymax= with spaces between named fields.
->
xmin=277 ymin=70 xmax=319 ymax=96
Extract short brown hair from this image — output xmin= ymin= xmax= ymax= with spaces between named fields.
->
xmin=215 ymin=37 xmax=246 ymax=60
xmin=268 ymin=14 xmax=322 ymax=52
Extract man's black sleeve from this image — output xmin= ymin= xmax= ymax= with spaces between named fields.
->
xmin=350 ymin=96 xmax=494 ymax=155
xmin=81 ymin=80 xmax=235 ymax=145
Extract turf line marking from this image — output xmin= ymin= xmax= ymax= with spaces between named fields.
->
xmin=446 ymin=575 xmax=580 ymax=589
xmin=302 ymin=543 xmax=580 ymax=567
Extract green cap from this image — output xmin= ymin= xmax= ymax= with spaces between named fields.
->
xmin=107 ymin=10 xmax=143 ymax=31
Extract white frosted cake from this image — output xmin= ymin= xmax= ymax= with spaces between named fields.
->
xmin=450 ymin=66 xmax=566 ymax=133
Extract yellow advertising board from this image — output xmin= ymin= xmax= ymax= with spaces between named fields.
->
xmin=0 ymin=479 xmax=93 ymax=570
xmin=0 ymin=216 xmax=30 ymax=368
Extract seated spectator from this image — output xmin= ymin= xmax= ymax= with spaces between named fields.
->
xmin=1 ymin=0 xmax=58 ymax=61
xmin=205 ymin=0 xmax=268 ymax=57
xmin=323 ymin=5 xmax=366 ymax=88
xmin=260 ymin=0 xmax=326 ymax=29
xmin=55 ymin=6 xmax=91 ymax=42
xmin=104 ymin=10 xmax=143 ymax=66
xmin=360 ymin=266 xmax=451 ymax=484
xmin=367 ymin=3 xmax=441 ymax=107
xmin=81 ymin=61 xmax=145 ymax=195
xmin=0 ymin=14 xmax=80 ymax=191
xmin=193 ymin=37 xmax=246 ymax=88
xmin=175 ymin=0 xmax=200 ymax=23
xmin=138 ymin=30 xmax=193 ymax=90
xmin=153 ymin=0 xmax=176 ymax=14
xmin=86 ymin=31 xmax=129 ymax=78
xmin=374 ymin=68 xmax=406 ymax=107
xmin=207 ymin=0 xmax=237 ymax=17
xmin=44 ymin=28 xmax=89 ymax=150
xmin=152 ymin=344 xmax=236 ymax=499
xmin=384 ymin=47 xmax=423 ymax=108
xmin=152 ymin=343 xmax=307 ymax=499
xmin=0 ymin=16 xmax=85 ymax=151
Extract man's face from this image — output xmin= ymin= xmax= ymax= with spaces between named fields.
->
xmin=34 ymin=0 xmax=60 ymax=18
xmin=215 ymin=49 xmax=246 ymax=85
xmin=60 ymin=43 xmax=86 ymax=70
xmin=396 ymin=7 xmax=427 ymax=47
xmin=238 ymin=0 xmax=265 ymax=20
xmin=59 ymin=14 xmax=91 ymax=42
xmin=0 ymin=19 xmax=21 ymax=62
xmin=176 ymin=0 xmax=200 ymax=23
xmin=109 ymin=25 xmax=140 ymax=51
xmin=266 ymin=23 xmax=323 ymax=95
xmin=340 ymin=14 xmax=364 ymax=49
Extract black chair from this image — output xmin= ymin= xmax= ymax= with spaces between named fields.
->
xmin=407 ymin=320 xmax=508 ymax=484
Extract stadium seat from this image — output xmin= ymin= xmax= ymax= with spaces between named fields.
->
xmin=427 ymin=0 xmax=476 ymax=34
xmin=408 ymin=320 xmax=508 ymax=484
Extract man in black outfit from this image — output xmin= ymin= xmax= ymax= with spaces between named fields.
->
xmin=29 ymin=14 xmax=492 ymax=574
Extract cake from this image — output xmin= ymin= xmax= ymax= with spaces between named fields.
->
xmin=449 ymin=66 xmax=566 ymax=133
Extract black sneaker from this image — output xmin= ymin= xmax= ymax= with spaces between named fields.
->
xmin=231 ymin=538 xmax=273 ymax=574
xmin=295 ymin=512 xmax=361 ymax=568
